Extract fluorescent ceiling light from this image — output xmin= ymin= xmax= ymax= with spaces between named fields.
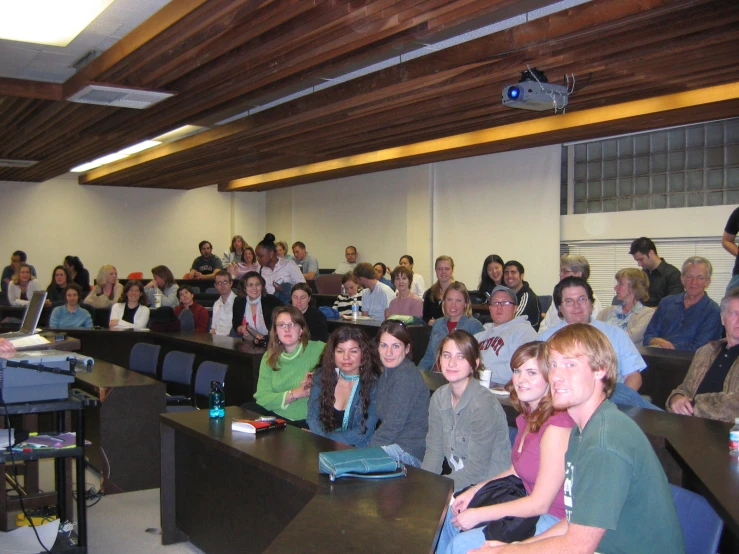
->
xmin=153 ymin=125 xmax=204 ymax=142
xmin=0 ymin=1 xmax=115 ymax=47
xmin=71 ymin=152 xmax=127 ymax=173
xmin=119 ymin=140 xmax=161 ymax=155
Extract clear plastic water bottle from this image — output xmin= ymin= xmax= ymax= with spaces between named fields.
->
xmin=351 ymin=298 xmax=359 ymax=321
xmin=209 ymin=381 xmax=225 ymax=419
xmin=730 ymin=418 xmax=739 ymax=454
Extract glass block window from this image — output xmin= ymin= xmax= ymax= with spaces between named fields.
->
xmin=570 ymin=118 xmax=739 ymax=214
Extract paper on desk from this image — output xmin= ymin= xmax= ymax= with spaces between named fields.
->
xmin=0 ymin=519 xmax=59 ymax=553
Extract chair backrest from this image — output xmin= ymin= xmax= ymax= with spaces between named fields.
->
xmin=204 ymin=287 xmax=218 ymax=294
xmin=129 ymin=343 xmax=161 ymax=377
xmin=179 ymin=308 xmax=195 ymax=332
xmin=190 ymin=286 xmax=201 ymax=294
xmin=160 ymin=350 xmax=196 ymax=386
xmin=538 ymin=295 xmax=553 ymax=314
xmin=127 ymin=272 xmax=144 ymax=279
xmin=670 ymin=484 xmax=724 ymax=554
xmin=194 ymin=361 xmax=228 ymax=398
xmin=314 ymin=273 xmax=344 ymax=295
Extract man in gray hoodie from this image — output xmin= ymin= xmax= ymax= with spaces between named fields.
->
xmin=475 ymin=285 xmax=538 ymax=387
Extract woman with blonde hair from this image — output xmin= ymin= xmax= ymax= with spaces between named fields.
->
xmin=423 ymin=255 xmax=456 ymax=324
xmin=84 ymin=265 xmax=123 ymax=308
xmin=8 ymin=263 xmax=42 ymax=306
xmin=597 ymin=268 xmax=655 ymax=346
xmin=222 ymin=235 xmax=248 ymax=265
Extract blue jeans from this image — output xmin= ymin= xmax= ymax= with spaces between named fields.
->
xmin=380 ymin=444 xmax=422 ymax=468
xmin=436 ymin=504 xmax=559 ymax=554
xmin=611 ymin=382 xmax=662 ymax=411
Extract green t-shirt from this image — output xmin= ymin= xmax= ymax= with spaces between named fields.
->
xmin=564 ymin=400 xmax=685 ymax=554
xmin=253 ymin=340 xmax=325 ymax=421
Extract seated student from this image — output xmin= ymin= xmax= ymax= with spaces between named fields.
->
xmin=399 ymin=255 xmax=426 ymax=298
xmin=64 ymin=255 xmax=90 ymax=292
xmin=423 ymin=256 xmax=456 ymax=324
xmin=222 ymin=234 xmax=248 ymax=266
xmin=233 ymin=271 xmax=283 ymax=343
xmin=333 ymin=246 xmax=358 ymax=275
xmin=144 ymin=265 xmax=179 ymax=307
xmin=109 ymin=280 xmax=150 ymax=330
xmin=210 ymin=270 xmax=236 ymax=336
xmin=354 ymin=262 xmax=396 ymax=320
xmin=475 ymin=286 xmax=538 ymax=387
xmin=471 ymin=325 xmax=685 ymax=554
xmin=421 ymin=330 xmax=511 ymax=491
xmin=369 ymin=321 xmax=429 ymax=467
xmin=373 ymin=262 xmax=394 ymax=289
xmin=419 ymin=282 xmax=484 ymax=370
xmin=503 ymin=261 xmax=541 ymax=331
xmin=7 ymin=263 xmax=42 ymax=306
xmin=189 ymin=240 xmax=223 ymax=280
xmin=255 ymin=234 xmax=305 ymax=303
xmin=539 ymin=255 xmax=603 ymax=332
xmin=290 ymin=283 xmax=329 ymax=342
xmin=478 ymin=255 xmax=505 ymax=299
xmin=84 ymin=265 xmax=123 ymax=309
xmin=597 ymin=268 xmax=654 ymax=346
xmin=248 ymin=306 xmax=325 ymax=428
xmin=307 ymin=326 xmax=381 ymax=447
xmin=2 ymin=250 xmax=37 ymax=293
xmin=230 ymin=245 xmax=259 ymax=279
xmin=292 ymin=241 xmax=319 ymax=280
xmin=174 ymin=286 xmax=209 ymax=332
xmin=275 ymin=240 xmax=293 ymax=261
xmin=643 ymin=256 xmax=722 ymax=352
xmin=49 ymin=284 xmax=92 ymax=329
xmin=666 ymin=287 xmax=739 ymax=422
xmin=437 ymin=342 xmax=574 ymax=554
xmin=332 ymin=272 xmax=363 ymax=315
xmin=45 ymin=266 xmax=71 ymax=307
xmin=385 ymin=265 xmax=423 ymax=319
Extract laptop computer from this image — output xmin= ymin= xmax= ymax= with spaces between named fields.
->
xmin=2 ymin=291 xmax=48 ymax=343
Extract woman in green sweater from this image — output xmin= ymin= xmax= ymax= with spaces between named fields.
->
xmin=250 ymin=305 xmax=325 ymax=428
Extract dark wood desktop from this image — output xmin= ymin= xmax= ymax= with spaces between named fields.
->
xmin=160 ymin=407 xmax=453 ymax=554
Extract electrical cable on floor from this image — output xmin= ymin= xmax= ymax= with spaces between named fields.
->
xmin=73 ymin=483 xmax=105 ymax=507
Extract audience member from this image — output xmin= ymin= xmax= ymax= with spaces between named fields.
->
xmin=539 ymin=255 xmax=603 ymax=332
xmin=333 ymin=246 xmax=358 ymax=275
xmin=308 ymin=326 xmax=381 ymax=446
xmin=109 ymin=280 xmax=150 ymax=330
xmin=437 ymin=342 xmax=574 ymax=554
xmin=189 ymin=240 xmax=223 ymax=280
xmin=723 ymin=206 xmax=739 ymax=292
xmin=666 ymin=287 xmax=739 ymax=422
xmin=292 ymin=241 xmax=319 ymax=279
xmin=248 ymin=306 xmax=325 ymax=428
xmin=503 ymin=261 xmax=541 ymax=331
xmin=64 ymin=255 xmax=90 ymax=291
xmin=45 ymin=266 xmax=71 ymax=307
xmin=419 ymin=282 xmax=484 ymax=370
xmin=255 ymin=234 xmax=305 ymax=303
xmin=275 ymin=240 xmax=293 ymax=260
xmin=537 ymin=277 xmax=655 ymax=409
xmin=422 ymin=330 xmax=511 ymax=491
xmin=222 ymin=234 xmax=247 ymax=266
xmin=385 ymin=265 xmax=423 ymax=319
xmin=290 ymin=283 xmax=329 ymax=342
xmin=84 ymin=265 xmax=123 ymax=308
xmin=354 ymin=262 xmax=395 ymax=320
xmin=174 ymin=286 xmax=209 ymax=332
xmin=144 ymin=265 xmax=179 ymax=307
xmin=471 ymin=325 xmax=684 ymax=553
xmin=332 ymin=272 xmax=363 ymax=315
xmin=629 ymin=237 xmax=683 ymax=307
xmin=399 ymin=255 xmax=426 ymax=298
xmin=2 ymin=250 xmax=36 ymax=293
xmin=423 ymin=255 xmax=456 ymax=324
xmin=478 ymin=254 xmax=505 ymax=299
xmin=233 ymin=271 xmax=283 ymax=342
xmin=7 ymin=263 xmax=41 ymax=306
xmin=597 ymin=268 xmax=655 ymax=346
xmin=210 ymin=270 xmax=236 ymax=336
xmin=643 ymin=256 xmax=722 ymax=352
xmin=475 ymin=286 xmax=537 ymax=387
xmin=369 ymin=320 xmax=429 ymax=467
xmin=229 ymin=245 xmax=259 ymax=279
xmin=373 ymin=262 xmax=394 ymax=289
xmin=48 ymin=283 xmax=92 ymax=329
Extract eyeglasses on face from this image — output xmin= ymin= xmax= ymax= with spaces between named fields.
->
xmin=490 ymin=301 xmax=514 ymax=307
xmin=562 ymin=296 xmax=590 ymax=306
xmin=215 ymin=281 xmax=231 ymax=286
xmin=276 ymin=323 xmax=298 ymax=330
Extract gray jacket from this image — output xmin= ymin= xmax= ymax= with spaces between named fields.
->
xmin=422 ymin=378 xmax=511 ymax=491
xmin=369 ymin=358 xmax=430 ymax=461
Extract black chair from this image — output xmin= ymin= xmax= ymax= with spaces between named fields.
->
xmin=129 ymin=343 xmax=161 ymax=378
xmin=204 ymin=287 xmax=218 ymax=295
xmin=167 ymin=360 xmax=228 ymax=412
xmin=538 ymin=295 xmax=552 ymax=314
xmin=161 ymin=350 xmax=196 ymax=403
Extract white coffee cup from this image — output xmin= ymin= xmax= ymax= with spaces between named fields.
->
xmin=154 ymin=293 xmax=163 ymax=308
xmin=480 ymin=369 xmax=492 ymax=388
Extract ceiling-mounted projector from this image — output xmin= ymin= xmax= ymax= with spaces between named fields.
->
xmin=502 ymin=68 xmax=569 ymax=112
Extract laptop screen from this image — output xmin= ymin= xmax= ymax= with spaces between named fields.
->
xmin=20 ymin=291 xmax=47 ymax=334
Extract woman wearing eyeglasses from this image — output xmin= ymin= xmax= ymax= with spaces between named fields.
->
xmin=233 ymin=271 xmax=283 ymax=344
xmin=250 ymin=306 xmax=326 ymax=428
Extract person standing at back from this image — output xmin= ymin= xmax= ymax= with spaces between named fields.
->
xmin=629 ymin=237 xmax=683 ymax=307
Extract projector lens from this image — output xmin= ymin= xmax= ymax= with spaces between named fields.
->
xmin=507 ymin=86 xmax=521 ymax=100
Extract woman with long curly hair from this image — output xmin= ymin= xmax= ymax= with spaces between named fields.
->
xmin=307 ymin=326 xmax=381 ymax=446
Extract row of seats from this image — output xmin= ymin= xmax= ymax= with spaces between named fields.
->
xmin=128 ymin=343 xmax=228 ymax=410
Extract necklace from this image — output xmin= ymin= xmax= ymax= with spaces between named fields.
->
xmin=339 ymin=370 xmax=359 ymax=381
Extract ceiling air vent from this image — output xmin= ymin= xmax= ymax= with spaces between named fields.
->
xmin=67 ymin=83 xmax=175 ymax=109
xmin=0 ymin=159 xmax=39 ymax=168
